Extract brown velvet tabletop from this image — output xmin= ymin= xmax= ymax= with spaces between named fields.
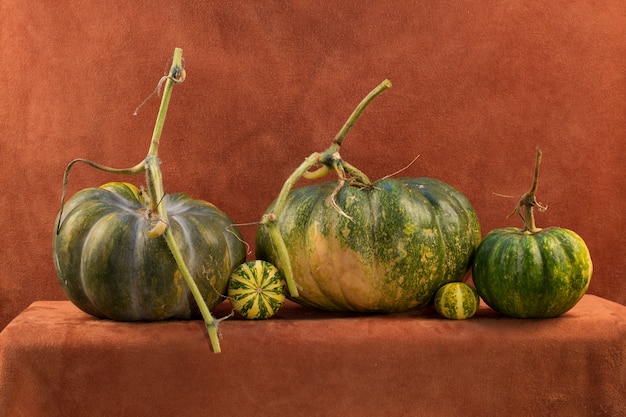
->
xmin=0 ymin=294 xmax=624 ymax=417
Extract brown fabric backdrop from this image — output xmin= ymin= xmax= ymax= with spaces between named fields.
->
xmin=1 ymin=1 xmax=625 ymax=330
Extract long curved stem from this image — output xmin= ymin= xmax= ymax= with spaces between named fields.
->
xmin=263 ymin=80 xmax=392 ymax=299
xmin=261 ymin=152 xmax=322 ymax=297
xmin=271 ymin=152 xmax=322 ymax=220
xmin=265 ymin=220 xmax=300 ymax=297
xmin=56 ymin=159 xmax=145 ymax=233
xmin=145 ymin=47 xmax=185 ymax=215
xmin=142 ymin=49 xmax=222 ymax=353
xmin=164 ymin=229 xmax=222 ymax=352
xmin=333 ymin=79 xmax=392 ymax=146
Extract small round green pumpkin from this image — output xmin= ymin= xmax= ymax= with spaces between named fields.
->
xmin=471 ymin=150 xmax=592 ymax=318
xmin=53 ymin=182 xmax=247 ymax=321
xmin=472 ymin=227 xmax=592 ymax=318
xmin=228 ymin=260 xmax=286 ymax=319
xmin=434 ymin=282 xmax=480 ymax=320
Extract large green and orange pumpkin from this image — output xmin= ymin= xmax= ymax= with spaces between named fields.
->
xmin=257 ymin=177 xmax=480 ymax=312
xmin=256 ymin=81 xmax=481 ymax=313
xmin=472 ymin=149 xmax=592 ymax=318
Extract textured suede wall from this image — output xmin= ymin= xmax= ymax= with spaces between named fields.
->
xmin=1 ymin=1 xmax=625 ymax=330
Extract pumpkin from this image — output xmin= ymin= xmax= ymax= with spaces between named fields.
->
xmin=52 ymin=49 xmax=242 ymax=353
xmin=257 ymin=177 xmax=480 ymax=312
xmin=433 ymin=282 xmax=480 ymax=320
xmin=471 ymin=149 xmax=592 ymax=318
xmin=256 ymin=80 xmax=481 ymax=313
xmin=53 ymin=182 xmax=246 ymax=321
xmin=228 ymin=260 xmax=286 ymax=319
xmin=472 ymin=227 xmax=591 ymax=318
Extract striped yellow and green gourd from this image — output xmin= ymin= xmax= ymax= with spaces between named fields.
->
xmin=434 ymin=282 xmax=480 ymax=320
xmin=228 ymin=260 xmax=287 ymax=319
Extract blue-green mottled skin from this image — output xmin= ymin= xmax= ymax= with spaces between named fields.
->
xmin=53 ymin=182 xmax=246 ymax=321
xmin=472 ymin=227 xmax=592 ymax=318
xmin=256 ymin=177 xmax=481 ymax=313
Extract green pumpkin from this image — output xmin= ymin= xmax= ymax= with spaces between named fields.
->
xmin=472 ymin=227 xmax=592 ymax=318
xmin=471 ymin=149 xmax=592 ymax=318
xmin=256 ymin=177 xmax=481 ymax=312
xmin=53 ymin=182 xmax=246 ymax=321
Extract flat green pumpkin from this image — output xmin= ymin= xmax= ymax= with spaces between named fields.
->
xmin=53 ymin=49 xmax=240 ymax=353
xmin=54 ymin=182 xmax=246 ymax=321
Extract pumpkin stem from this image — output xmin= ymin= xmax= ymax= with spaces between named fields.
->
xmin=164 ymin=229 xmax=223 ymax=353
xmin=333 ymin=79 xmax=392 ymax=147
xmin=55 ymin=49 xmax=186 ymax=232
xmin=145 ymin=48 xmax=186 ymax=215
xmin=141 ymin=48 xmax=223 ymax=353
xmin=261 ymin=153 xmax=323 ymax=297
xmin=263 ymin=216 xmax=300 ymax=297
xmin=324 ymin=79 xmax=391 ymax=184
xmin=262 ymin=80 xmax=391 ymax=298
xmin=516 ymin=148 xmax=544 ymax=233
xmin=56 ymin=49 xmax=223 ymax=353
xmin=56 ymin=159 xmax=146 ymax=234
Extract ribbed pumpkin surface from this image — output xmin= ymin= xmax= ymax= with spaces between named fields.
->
xmin=228 ymin=261 xmax=286 ymax=319
xmin=53 ymin=182 xmax=246 ymax=321
xmin=434 ymin=282 xmax=480 ymax=320
xmin=472 ymin=227 xmax=592 ymax=318
xmin=256 ymin=177 xmax=481 ymax=313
